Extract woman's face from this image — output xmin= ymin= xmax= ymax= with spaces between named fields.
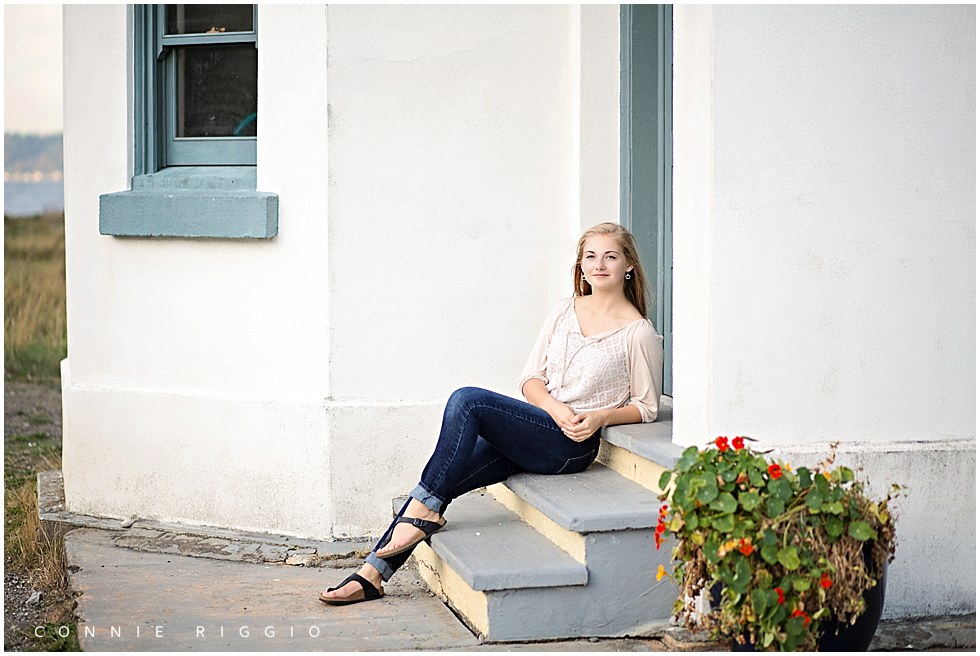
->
xmin=580 ymin=234 xmax=633 ymax=291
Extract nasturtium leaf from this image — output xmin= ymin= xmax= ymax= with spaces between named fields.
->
xmin=691 ymin=530 xmax=705 ymax=545
xmin=761 ymin=543 xmax=779 ymax=564
xmin=705 ymin=538 xmax=720 ymax=564
xmin=695 ymin=473 xmax=719 ymax=504
xmin=762 ymin=528 xmax=778 ymax=546
xmin=712 ymin=514 xmax=734 ymax=533
xmin=718 ymin=562 xmax=735 ymax=586
xmin=739 ymin=491 xmax=762 ymax=511
xmin=839 ymin=466 xmax=855 ymax=482
xmin=849 ymin=521 xmax=877 ymax=541
xmin=825 ymin=501 xmax=844 ymax=515
xmin=797 ymin=467 xmax=812 ymax=488
xmin=774 ymin=478 xmax=793 ymax=503
xmin=721 ymin=467 xmax=738 ymax=483
xmin=815 ymin=473 xmax=830 ymax=493
xmin=751 ymin=588 xmax=768 ymax=615
xmin=676 ymin=447 xmax=698 ymax=472
xmin=792 ymin=575 xmax=810 ymax=591
xmin=668 ymin=514 xmax=685 ymax=532
xmin=806 ymin=490 xmax=824 ymax=510
xmin=748 ymin=468 xmax=765 ymax=488
xmin=825 ymin=515 xmax=844 ymax=537
xmin=765 ymin=496 xmax=785 ymax=518
xmin=762 ymin=632 xmax=775 ymax=648
xmin=711 ymin=492 xmax=738 ymax=514
xmin=731 ymin=556 xmax=752 ymax=594
xmin=777 ymin=546 xmax=801 ymax=570
xmin=786 ymin=615 xmax=805 ymax=636
xmin=658 ymin=470 xmax=673 ymax=491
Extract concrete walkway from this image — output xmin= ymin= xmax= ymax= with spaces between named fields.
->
xmin=62 ymin=525 xmax=976 ymax=652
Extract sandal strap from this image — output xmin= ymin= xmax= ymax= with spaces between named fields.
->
xmin=328 ymin=573 xmax=382 ymax=599
xmin=394 ymin=515 xmax=444 ymax=535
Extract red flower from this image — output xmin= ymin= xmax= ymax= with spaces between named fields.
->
xmin=738 ymin=539 xmax=753 ymax=556
xmin=655 ymin=533 xmax=663 ymax=550
xmin=791 ymin=609 xmax=811 ymax=626
xmin=732 ymin=436 xmax=745 ymax=450
xmin=775 ymin=587 xmax=785 ymax=604
xmin=820 ymin=572 xmax=832 ymax=589
xmin=768 ymin=463 xmax=783 ymax=479
xmin=715 ymin=436 xmax=729 ymax=452
xmin=655 ymin=522 xmax=666 ymax=534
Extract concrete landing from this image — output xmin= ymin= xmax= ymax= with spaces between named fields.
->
xmin=66 ymin=528 xmax=481 ymax=652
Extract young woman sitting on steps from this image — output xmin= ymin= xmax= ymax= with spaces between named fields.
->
xmin=319 ymin=222 xmax=664 ymax=605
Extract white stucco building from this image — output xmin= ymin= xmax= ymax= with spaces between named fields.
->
xmin=62 ymin=4 xmax=974 ymax=623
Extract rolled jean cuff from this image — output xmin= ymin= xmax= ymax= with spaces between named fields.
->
xmin=410 ymin=482 xmax=445 ymax=514
xmin=364 ymin=552 xmax=395 ymax=582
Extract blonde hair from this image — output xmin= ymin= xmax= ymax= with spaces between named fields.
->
xmin=572 ymin=222 xmax=650 ymax=318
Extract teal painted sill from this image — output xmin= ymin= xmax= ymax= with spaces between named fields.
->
xmin=99 ymin=167 xmax=278 ymax=238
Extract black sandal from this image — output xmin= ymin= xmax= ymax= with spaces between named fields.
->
xmin=374 ymin=516 xmax=447 ymax=559
xmin=319 ymin=573 xmax=384 ymax=606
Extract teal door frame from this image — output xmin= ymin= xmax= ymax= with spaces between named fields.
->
xmin=621 ymin=4 xmax=672 ymax=396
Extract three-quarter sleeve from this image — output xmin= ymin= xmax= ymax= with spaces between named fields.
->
xmin=518 ymin=298 xmax=572 ymax=393
xmin=625 ymin=319 xmax=665 ymax=422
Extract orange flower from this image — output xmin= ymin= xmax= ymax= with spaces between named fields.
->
xmin=738 ymin=539 xmax=753 ymax=556
xmin=820 ymin=572 xmax=832 ymax=589
xmin=791 ymin=609 xmax=811 ymax=626
xmin=768 ymin=463 xmax=783 ymax=479
xmin=715 ymin=436 xmax=729 ymax=452
xmin=656 ymin=564 xmax=667 ymax=581
xmin=732 ymin=436 xmax=745 ymax=450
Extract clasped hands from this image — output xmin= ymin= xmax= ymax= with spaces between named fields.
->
xmin=550 ymin=403 xmax=606 ymax=442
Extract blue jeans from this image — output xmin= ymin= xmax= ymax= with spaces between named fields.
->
xmin=365 ymin=386 xmax=600 ymax=580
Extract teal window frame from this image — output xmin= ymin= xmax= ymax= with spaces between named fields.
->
xmin=621 ymin=4 xmax=672 ymax=395
xmin=99 ymin=4 xmax=277 ymax=239
xmin=156 ymin=5 xmax=258 ymax=166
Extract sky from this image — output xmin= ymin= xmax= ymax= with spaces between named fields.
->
xmin=4 ymin=4 xmax=64 ymax=135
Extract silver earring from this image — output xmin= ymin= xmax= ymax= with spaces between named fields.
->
xmin=625 ymin=272 xmax=632 ymax=280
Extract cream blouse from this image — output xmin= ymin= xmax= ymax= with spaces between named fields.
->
xmin=518 ymin=298 xmax=664 ymax=422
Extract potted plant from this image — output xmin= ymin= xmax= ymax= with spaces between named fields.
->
xmin=655 ymin=436 xmax=900 ymax=651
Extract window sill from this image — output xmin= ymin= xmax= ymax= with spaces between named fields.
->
xmin=99 ymin=167 xmax=278 ymax=238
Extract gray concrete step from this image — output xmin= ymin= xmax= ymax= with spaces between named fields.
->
xmin=432 ymin=491 xmax=588 ymax=591
xmin=595 ymin=396 xmax=682 ymax=493
xmin=500 ymin=463 xmax=664 ymax=533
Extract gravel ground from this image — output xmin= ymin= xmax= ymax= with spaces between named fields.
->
xmin=4 ymin=379 xmax=73 ymax=651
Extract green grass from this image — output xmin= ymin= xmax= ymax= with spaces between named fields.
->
xmin=4 ymin=211 xmax=78 ymax=650
xmin=4 ymin=212 xmax=67 ymax=382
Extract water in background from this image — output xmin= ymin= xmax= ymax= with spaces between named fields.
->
xmin=3 ymin=181 xmax=65 ymax=217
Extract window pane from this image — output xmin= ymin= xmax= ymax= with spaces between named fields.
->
xmin=165 ymin=5 xmax=253 ymax=35
xmin=175 ymin=45 xmax=257 ymax=138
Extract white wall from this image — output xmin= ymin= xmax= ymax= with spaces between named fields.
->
xmin=672 ymin=4 xmax=976 ymax=618
xmin=674 ymin=4 xmax=975 ymax=447
xmin=62 ymin=5 xmax=334 ymax=537
xmin=323 ymin=4 xmax=620 ymax=535
xmin=61 ymin=5 xmax=621 ymax=539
